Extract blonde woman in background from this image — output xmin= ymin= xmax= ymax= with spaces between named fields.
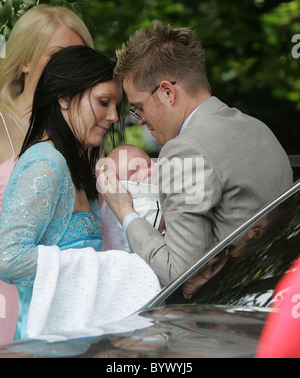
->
xmin=0 ymin=4 xmax=94 ymax=346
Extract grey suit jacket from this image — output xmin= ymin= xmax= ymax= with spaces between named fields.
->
xmin=126 ymin=96 xmax=293 ymax=286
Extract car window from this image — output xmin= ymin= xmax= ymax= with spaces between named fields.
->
xmin=163 ymin=187 xmax=300 ymax=308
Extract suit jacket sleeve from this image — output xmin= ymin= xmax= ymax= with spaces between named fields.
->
xmin=126 ymin=136 xmax=222 ymax=286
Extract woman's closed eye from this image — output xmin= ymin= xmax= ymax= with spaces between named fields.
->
xmin=99 ymin=100 xmax=109 ymax=107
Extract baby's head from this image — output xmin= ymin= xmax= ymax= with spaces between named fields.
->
xmin=107 ymin=144 xmax=156 ymax=183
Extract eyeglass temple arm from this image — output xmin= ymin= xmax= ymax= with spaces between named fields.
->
xmin=151 ymin=81 xmax=176 ymax=95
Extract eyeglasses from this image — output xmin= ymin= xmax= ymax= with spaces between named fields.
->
xmin=129 ymin=81 xmax=176 ymax=121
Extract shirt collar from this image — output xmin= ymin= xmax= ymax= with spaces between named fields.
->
xmin=178 ymin=104 xmax=201 ymax=134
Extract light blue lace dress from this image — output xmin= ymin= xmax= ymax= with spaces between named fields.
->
xmin=0 ymin=143 xmax=102 ymax=339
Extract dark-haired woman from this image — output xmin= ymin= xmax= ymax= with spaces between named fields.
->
xmin=0 ymin=45 xmax=160 ymax=340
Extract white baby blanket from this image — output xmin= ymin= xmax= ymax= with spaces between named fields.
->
xmin=25 ymin=246 xmax=161 ymax=341
xmin=121 ymin=180 xmax=162 ymax=230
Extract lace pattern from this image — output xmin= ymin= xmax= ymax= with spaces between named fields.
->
xmin=0 ymin=143 xmax=76 ymax=287
xmin=59 ymin=212 xmax=102 ymax=248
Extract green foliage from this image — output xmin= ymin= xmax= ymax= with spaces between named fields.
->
xmin=0 ymin=0 xmax=36 ymax=38
xmin=0 ymin=0 xmax=83 ymax=38
xmin=260 ymin=1 xmax=300 ymax=108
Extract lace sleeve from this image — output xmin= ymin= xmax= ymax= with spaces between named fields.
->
xmin=0 ymin=144 xmax=73 ymax=287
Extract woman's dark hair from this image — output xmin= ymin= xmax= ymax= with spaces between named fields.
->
xmin=20 ymin=45 xmax=125 ymax=200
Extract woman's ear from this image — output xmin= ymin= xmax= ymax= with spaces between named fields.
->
xmin=58 ymin=97 xmax=70 ymax=110
xmin=22 ymin=61 xmax=31 ymax=74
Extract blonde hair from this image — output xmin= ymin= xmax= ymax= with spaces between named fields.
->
xmin=115 ymin=22 xmax=211 ymax=96
xmin=0 ymin=4 xmax=94 ymax=130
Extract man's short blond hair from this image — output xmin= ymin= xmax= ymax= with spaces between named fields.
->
xmin=115 ymin=22 xmax=211 ymax=96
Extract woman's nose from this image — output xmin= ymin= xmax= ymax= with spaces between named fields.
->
xmin=107 ymin=107 xmax=119 ymax=123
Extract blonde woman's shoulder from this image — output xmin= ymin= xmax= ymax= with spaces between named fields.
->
xmin=0 ymin=108 xmax=19 ymax=163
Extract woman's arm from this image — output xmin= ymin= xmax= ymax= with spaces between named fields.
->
xmin=0 ymin=145 xmax=73 ymax=287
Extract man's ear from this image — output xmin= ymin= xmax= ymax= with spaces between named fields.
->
xmin=159 ymin=80 xmax=176 ymax=104
xmin=248 ymin=225 xmax=264 ymax=239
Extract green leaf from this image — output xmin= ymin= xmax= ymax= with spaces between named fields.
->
xmin=0 ymin=0 xmax=13 ymax=24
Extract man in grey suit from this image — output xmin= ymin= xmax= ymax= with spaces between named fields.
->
xmin=98 ymin=23 xmax=293 ymax=287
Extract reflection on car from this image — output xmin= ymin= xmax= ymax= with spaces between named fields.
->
xmin=163 ymin=189 xmax=300 ymax=308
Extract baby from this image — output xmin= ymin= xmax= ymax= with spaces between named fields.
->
xmin=106 ymin=144 xmax=164 ymax=233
